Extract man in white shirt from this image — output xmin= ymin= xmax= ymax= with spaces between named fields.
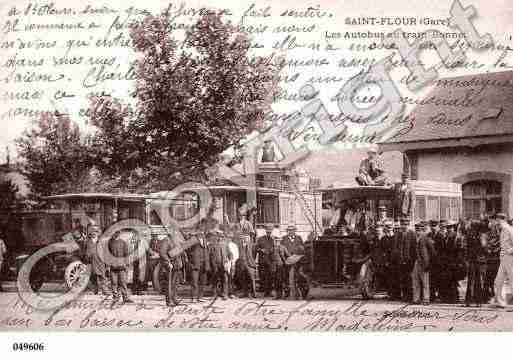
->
xmin=226 ymin=228 xmax=239 ymax=299
xmin=0 ymin=237 xmax=6 ymax=292
xmin=494 ymin=213 xmax=513 ymax=307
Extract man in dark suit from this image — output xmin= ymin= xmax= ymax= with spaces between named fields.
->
xmin=390 ymin=218 xmax=416 ymax=302
xmin=187 ymin=232 xmax=210 ymax=303
xmin=208 ymin=229 xmax=230 ymax=300
xmin=271 ymin=238 xmax=290 ymax=299
xmin=438 ymin=221 xmax=462 ymax=303
xmin=159 ymin=234 xmax=183 ymax=307
xmin=108 ymin=230 xmax=133 ymax=304
xmin=85 ymin=225 xmax=109 ymax=296
xmin=256 ymin=224 xmax=277 ymax=297
xmin=281 ymin=225 xmax=306 ymax=298
xmin=429 ymin=220 xmax=443 ymax=302
xmin=370 ymin=223 xmax=389 ymax=294
xmin=237 ymin=233 xmax=257 ymax=298
xmin=412 ymin=223 xmax=432 ymax=305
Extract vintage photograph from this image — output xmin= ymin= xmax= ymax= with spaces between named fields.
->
xmin=1 ymin=0 xmax=513 ymax=338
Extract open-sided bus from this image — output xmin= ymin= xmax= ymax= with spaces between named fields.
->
xmin=309 ymin=180 xmax=462 ymax=299
xmin=8 ymin=192 xmax=196 ymax=292
xmin=154 ymin=184 xmax=323 ymax=241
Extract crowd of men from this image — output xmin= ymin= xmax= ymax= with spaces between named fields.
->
xmin=2 ymin=202 xmax=513 ymax=309
xmin=366 ymin=213 xmax=513 ymax=307
xmin=159 ymin=222 xmax=310 ymax=307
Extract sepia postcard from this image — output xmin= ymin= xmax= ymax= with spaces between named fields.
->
xmin=1 ymin=0 xmax=513 ymax=348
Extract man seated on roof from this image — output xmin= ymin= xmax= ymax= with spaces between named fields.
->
xmin=355 ymin=145 xmax=390 ymax=186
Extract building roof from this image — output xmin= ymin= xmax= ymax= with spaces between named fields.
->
xmin=380 ymin=71 xmax=513 ymax=150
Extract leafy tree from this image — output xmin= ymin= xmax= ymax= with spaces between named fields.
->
xmin=15 ymin=112 xmax=97 ymax=197
xmin=89 ymin=10 xmax=280 ymax=190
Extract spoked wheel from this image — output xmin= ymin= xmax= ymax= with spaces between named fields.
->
xmin=359 ymin=260 xmax=376 ymax=300
xmin=64 ymin=261 xmax=89 ymax=289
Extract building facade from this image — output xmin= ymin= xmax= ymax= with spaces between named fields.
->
xmin=380 ymin=71 xmax=513 ymax=219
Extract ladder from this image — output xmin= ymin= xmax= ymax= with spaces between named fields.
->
xmin=290 ymin=182 xmax=322 ymax=236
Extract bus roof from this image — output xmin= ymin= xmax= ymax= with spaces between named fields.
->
xmin=321 ymin=185 xmax=395 ymax=200
xmin=43 ymin=193 xmax=162 ymax=201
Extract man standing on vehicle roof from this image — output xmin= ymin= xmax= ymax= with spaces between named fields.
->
xmin=394 ymin=173 xmax=412 ymax=221
xmin=355 ymin=145 xmax=389 ymax=186
xmin=0 ymin=236 xmax=6 ymax=292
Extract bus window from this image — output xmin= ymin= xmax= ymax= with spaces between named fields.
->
xmin=415 ymin=195 xmax=426 ymax=221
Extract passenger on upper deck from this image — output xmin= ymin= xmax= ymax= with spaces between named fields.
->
xmin=355 ymin=145 xmax=390 ymax=186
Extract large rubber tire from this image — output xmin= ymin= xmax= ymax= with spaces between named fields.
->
xmin=64 ymin=261 xmax=88 ymax=289
xmin=360 ymin=260 xmax=376 ymax=300
xmin=152 ymin=262 xmax=167 ymax=294
xmin=29 ymin=273 xmax=44 ymax=292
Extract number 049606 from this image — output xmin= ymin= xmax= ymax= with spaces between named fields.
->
xmin=12 ymin=343 xmax=45 ymax=351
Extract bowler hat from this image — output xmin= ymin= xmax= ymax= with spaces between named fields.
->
xmin=446 ymin=220 xmax=457 ymax=227
xmin=264 ymin=224 xmax=274 ymax=231
xmin=429 ymin=220 xmax=439 ymax=227
xmin=286 ymin=225 xmax=297 ymax=231
xmin=496 ymin=212 xmax=507 ymax=220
